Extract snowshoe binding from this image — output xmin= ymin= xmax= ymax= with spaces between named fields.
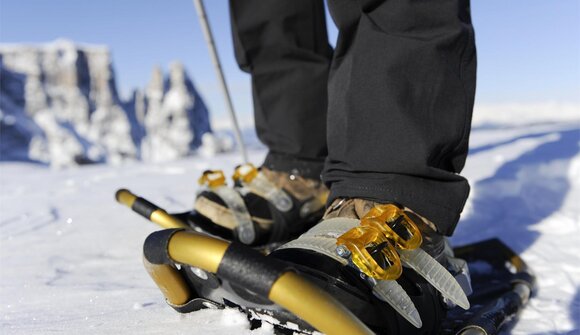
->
xmin=192 ymin=164 xmax=328 ymax=247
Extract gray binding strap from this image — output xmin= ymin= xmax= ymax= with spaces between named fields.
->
xmin=279 ymin=236 xmax=348 ymax=265
xmin=244 ymin=172 xmax=293 ymax=212
xmin=399 ymin=248 xmax=470 ymax=310
xmin=211 ymin=185 xmax=255 ymax=244
xmin=276 ymin=218 xmax=359 ymax=263
xmin=305 ymin=218 xmax=360 ymax=237
xmin=373 ymin=280 xmax=422 ymax=328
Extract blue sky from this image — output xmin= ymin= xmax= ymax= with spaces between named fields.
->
xmin=1 ymin=0 xmax=579 ymax=122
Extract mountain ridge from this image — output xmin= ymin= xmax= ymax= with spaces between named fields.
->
xmin=0 ymin=39 xmax=218 ymax=167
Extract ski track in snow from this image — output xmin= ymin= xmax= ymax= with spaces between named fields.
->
xmin=1 ymin=121 xmax=579 ymax=334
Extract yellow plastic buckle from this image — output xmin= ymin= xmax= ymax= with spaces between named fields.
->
xmin=335 ymin=204 xmax=423 ymax=280
xmin=198 ymin=170 xmax=227 ymax=188
xmin=361 ymin=204 xmax=422 ymax=250
xmin=337 ymin=225 xmax=402 ymax=280
xmin=232 ymin=163 xmax=259 ymax=184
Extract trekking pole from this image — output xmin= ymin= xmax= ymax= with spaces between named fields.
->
xmin=192 ymin=0 xmax=248 ymax=163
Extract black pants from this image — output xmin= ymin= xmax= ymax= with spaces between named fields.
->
xmin=230 ymin=0 xmax=476 ymax=235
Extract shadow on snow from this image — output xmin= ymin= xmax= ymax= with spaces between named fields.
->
xmin=454 ymin=127 xmax=579 ymax=253
xmin=454 ymin=126 xmax=579 ymax=334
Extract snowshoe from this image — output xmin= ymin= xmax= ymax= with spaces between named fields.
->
xmin=117 ymin=190 xmax=536 ymax=335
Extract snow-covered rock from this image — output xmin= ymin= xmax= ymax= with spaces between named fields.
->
xmin=0 ymin=40 xmax=214 ymax=166
xmin=198 ymin=132 xmax=235 ymax=157
xmin=140 ymin=62 xmax=211 ymax=162
xmin=0 ymin=64 xmax=48 ymax=163
xmin=0 ymin=40 xmax=136 ymax=165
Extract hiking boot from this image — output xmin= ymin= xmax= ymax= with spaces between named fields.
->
xmin=193 ymin=163 xmax=328 ymax=246
xmin=323 ymin=198 xmax=447 ymax=263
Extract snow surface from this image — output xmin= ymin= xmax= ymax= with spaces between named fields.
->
xmin=1 ymin=115 xmax=580 ymax=334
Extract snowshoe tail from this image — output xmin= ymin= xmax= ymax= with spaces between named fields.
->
xmin=116 ymin=189 xmax=189 ymax=229
xmin=116 ymin=188 xmax=280 ymax=251
xmin=450 ymin=239 xmax=536 ymax=335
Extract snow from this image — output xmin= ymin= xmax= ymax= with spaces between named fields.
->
xmin=1 ymin=112 xmax=580 ymax=334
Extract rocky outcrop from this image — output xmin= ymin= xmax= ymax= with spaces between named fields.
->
xmin=140 ymin=63 xmax=212 ymax=162
xmin=0 ymin=40 xmax=135 ymax=166
xmin=0 ymin=64 xmax=47 ymax=163
xmin=0 ymin=40 xmax=214 ymax=166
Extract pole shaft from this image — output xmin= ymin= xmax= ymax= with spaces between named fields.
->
xmin=193 ymin=0 xmax=248 ymax=163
